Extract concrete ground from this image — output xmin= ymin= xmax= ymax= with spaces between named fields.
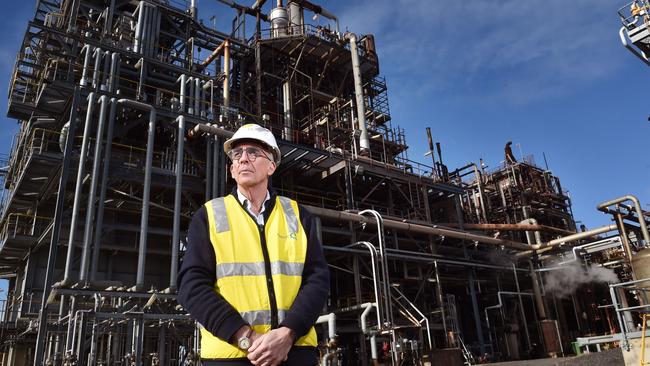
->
xmin=485 ymin=348 xmax=624 ymax=366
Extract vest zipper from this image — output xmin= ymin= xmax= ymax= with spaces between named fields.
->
xmin=257 ymin=223 xmax=279 ymax=328
xmin=232 ymin=194 xmax=280 ymax=328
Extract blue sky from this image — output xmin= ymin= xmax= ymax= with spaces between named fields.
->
xmin=0 ymin=1 xmax=647 ymax=295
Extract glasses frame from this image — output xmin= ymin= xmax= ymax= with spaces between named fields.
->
xmin=227 ymin=146 xmax=273 ymax=163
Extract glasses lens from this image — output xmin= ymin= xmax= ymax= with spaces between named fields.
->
xmin=229 ymin=147 xmax=268 ymax=162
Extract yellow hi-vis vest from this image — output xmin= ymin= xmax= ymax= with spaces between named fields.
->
xmin=201 ymin=194 xmax=318 ymax=359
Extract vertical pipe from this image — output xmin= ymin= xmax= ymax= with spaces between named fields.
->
xmin=212 ymin=136 xmax=219 ymax=198
xmin=223 ymin=41 xmax=231 ymax=107
xmin=346 ymin=33 xmax=369 ymax=153
xmin=177 ymin=74 xmax=187 ymax=113
xmin=170 ymin=115 xmax=185 ymax=291
xmin=101 ymin=50 xmax=111 ymax=91
xmin=79 ymin=95 xmax=110 ymax=283
xmin=108 ymin=52 xmax=120 ymax=93
xmin=529 ymin=261 xmax=547 ymax=319
xmin=282 ymin=81 xmax=292 ymax=141
xmin=187 ymin=77 xmax=195 ymax=115
xmin=205 ymin=135 xmax=212 ymax=200
xmin=513 ymin=263 xmax=531 ymax=351
xmin=116 ymin=99 xmax=156 ymax=290
xmin=133 ymin=2 xmax=143 ymax=53
xmin=91 ymin=98 xmax=117 ymax=281
xmin=434 ymin=261 xmax=448 ymax=347
xmin=63 ymin=92 xmax=96 ymax=283
xmin=194 ymin=77 xmax=201 ymax=116
xmin=80 ymin=44 xmax=92 ymax=87
xmin=105 ymin=0 xmax=116 ymax=35
xmin=140 ymin=4 xmax=150 ymax=56
xmin=92 ymin=47 xmax=103 ymax=89
xmin=32 ymin=88 xmax=80 ymax=366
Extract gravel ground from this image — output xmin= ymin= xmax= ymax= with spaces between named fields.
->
xmin=485 ymin=348 xmax=624 ymax=366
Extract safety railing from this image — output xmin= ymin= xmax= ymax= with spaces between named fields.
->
xmin=0 ymin=292 xmax=40 ymax=324
xmin=255 ymin=24 xmax=340 ymax=44
xmin=0 ymin=213 xmax=52 ymax=247
xmin=618 ymin=1 xmax=650 ymax=29
xmin=609 ymin=277 xmax=650 ymax=350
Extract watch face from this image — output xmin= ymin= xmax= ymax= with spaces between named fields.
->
xmin=238 ymin=336 xmax=251 ymax=350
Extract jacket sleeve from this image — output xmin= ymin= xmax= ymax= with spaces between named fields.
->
xmin=279 ymin=205 xmax=330 ymax=337
xmin=177 ymin=206 xmax=247 ymax=342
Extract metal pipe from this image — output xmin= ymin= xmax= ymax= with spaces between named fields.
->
xmin=194 ymin=77 xmax=201 ymax=116
xmin=198 ymin=40 xmax=227 ymax=72
xmin=347 ymin=242 xmax=382 ymax=327
xmin=92 ymin=47 xmax=103 ymax=89
xmin=316 ymin=312 xmax=336 ymax=340
xmin=619 ymin=26 xmax=650 ymax=66
xmin=170 ymin=115 xmax=185 ymax=291
xmin=133 ymin=2 xmax=144 ymax=53
xmin=359 ymin=210 xmax=392 ymax=327
xmin=513 ymin=264 xmax=531 ymax=351
xmin=108 ymin=52 xmax=120 ymax=93
xmin=117 ymin=99 xmax=156 ymax=290
xmin=79 ymin=95 xmax=110 ymax=283
xmin=140 ymin=3 xmax=150 ymax=56
xmin=438 ymin=222 xmax=574 ymax=235
xmin=515 ymin=224 xmax=619 ymax=258
xmin=62 ymin=92 xmax=96 ymax=284
xmin=223 ymin=40 xmax=231 ymax=107
xmin=282 ymin=81 xmax=292 ymax=141
xmin=101 ymin=50 xmax=111 ymax=91
xmin=80 ymin=44 xmax=93 ymax=87
xmin=91 ymin=98 xmax=117 ymax=281
xmin=177 ymin=74 xmax=187 ymax=113
xmin=520 ymin=218 xmax=543 ymax=246
xmin=359 ymin=302 xmax=375 ymax=334
xmin=203 ymin=80 xmax=215 ymax=119
xmin=187 ymin=76 xmax=195 ymax=115
xmin=598 ymin=195 xmax=650 ymax=245
xmin=346 ymin=33 xmax=369 ymax=153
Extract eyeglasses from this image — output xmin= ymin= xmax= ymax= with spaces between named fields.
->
xmin=227 ymin=146 xmax=273 ymax=162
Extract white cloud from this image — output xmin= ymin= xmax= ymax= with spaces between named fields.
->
xmin=337 ymin=0 xmax=623 ymax=105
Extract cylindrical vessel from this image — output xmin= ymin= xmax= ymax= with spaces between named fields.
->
xmin=540 ymin=320 xmax=561 ymax=356
xmin=270 ymin=7 xmax=289 ymax=37
xmin=632 ymin=247 xmax=650 ymax=282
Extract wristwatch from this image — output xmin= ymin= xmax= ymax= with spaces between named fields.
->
xmin=237 ymin=327 xmax=253 ymax=351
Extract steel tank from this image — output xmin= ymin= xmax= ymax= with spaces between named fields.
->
xmin=631 ymin=247 xmax=650 ymax=281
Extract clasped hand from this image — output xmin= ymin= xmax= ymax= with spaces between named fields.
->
xmin=247 ymin=327 xmax=295 ymax=366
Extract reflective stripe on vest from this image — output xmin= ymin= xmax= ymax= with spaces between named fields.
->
xmin=201 ymin=195 xmax=317 ymax=359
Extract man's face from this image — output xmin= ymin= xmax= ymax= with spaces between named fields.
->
xmin=228 ymin=142 xmax=276 ymax=189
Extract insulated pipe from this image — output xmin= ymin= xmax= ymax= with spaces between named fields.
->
xmin=91 ymin=98 xmax=117 ymax=281
xmin=117 ymin=99 xmax=156 ymax=290
xmin=79 ymin=95 xmax=110 ymax=283
xmin=519 ymin=218 xmax=542 ymax=247
xmin=597 ymin=195 xmax=650 ymax=245
xmin=62 ymin=92 xmax=96 ymax=284
xmin=140 ymin=3 xmax=150 ymax=57
xmin=108 ymin=52 xmax=120 ymax=93
xmin=190 ymin=0 xmax=197 ymax=19
xmin=223 ymin=40 xmax=231 ymax=107
xmin=282 ymin=81 xmax=292 ymax=141
xmin=347 ymin=243 xmax=383 ymax=327
xmin=198 ymin=41 xmax=227 ymax=72
xmin=515 ymin=224 xmax=619 ymax=258
xmin=92 ymin=47 xmax=103 ymax=89
xmin=316 ymin=313 xmax=336 ymax=340
xmin=101 ymin=50 xmax=111 ymax=91
xmin=170 ymin=115 xmax=185 ymax=291
xmin=529 ymin=261 xmax=547 ymax=319
xmin=194 ymin=77 xmax=201 ymax=116
xmin=133 ymin=2 xmax=144 ymax=53
xmin=187 ymin=76 xmax=195 ymax=115
xmin=360 ymin=302 xmax=376 ymax=334
xmin=619 ymin=26 xmax=650 ymax=66
xmin=177 ymin=74 xmax=187 ymax=113
xmin=80 ymin=44 xmax=93 ymax=87
xmin=203 ymin=80 xmax=215 ymax=119
xmin=346 ymin=33 xmax=369 ymax=153
xmin=370 ymin=335 xmax=378 ymax=365
xmin=359 ymin=210 xmax=392 ymax=326
xmin=438 ymin=222 xmax=574 ymax=235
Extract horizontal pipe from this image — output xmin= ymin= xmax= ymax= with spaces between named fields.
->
xmin=597 ymin=194 xmax=650 ymax=245
xmin=316 ymin=313 xmax=336 ymax=340
xmin=438 ymin=222 xmax=574 ymax=235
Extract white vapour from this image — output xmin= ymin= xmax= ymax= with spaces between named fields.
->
xmin=543 ymin=262 xmax=619 ymax=298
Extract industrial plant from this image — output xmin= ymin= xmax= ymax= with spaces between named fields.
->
xmin=0 ymin=0 xmax=648 ymax=365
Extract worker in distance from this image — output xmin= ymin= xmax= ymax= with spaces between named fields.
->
xmin=178 ymin=123 xmax=330 ymax=366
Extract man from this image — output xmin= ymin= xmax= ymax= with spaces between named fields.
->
xmin=178 ymin=124 xmax=330 ymax=366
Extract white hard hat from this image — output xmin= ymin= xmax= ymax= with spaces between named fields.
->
xmin=223 ymin=124 xmax=282 ymax=164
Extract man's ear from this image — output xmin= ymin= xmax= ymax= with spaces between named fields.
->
xmin=267 ymin=161 xmax=277 ymax=177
